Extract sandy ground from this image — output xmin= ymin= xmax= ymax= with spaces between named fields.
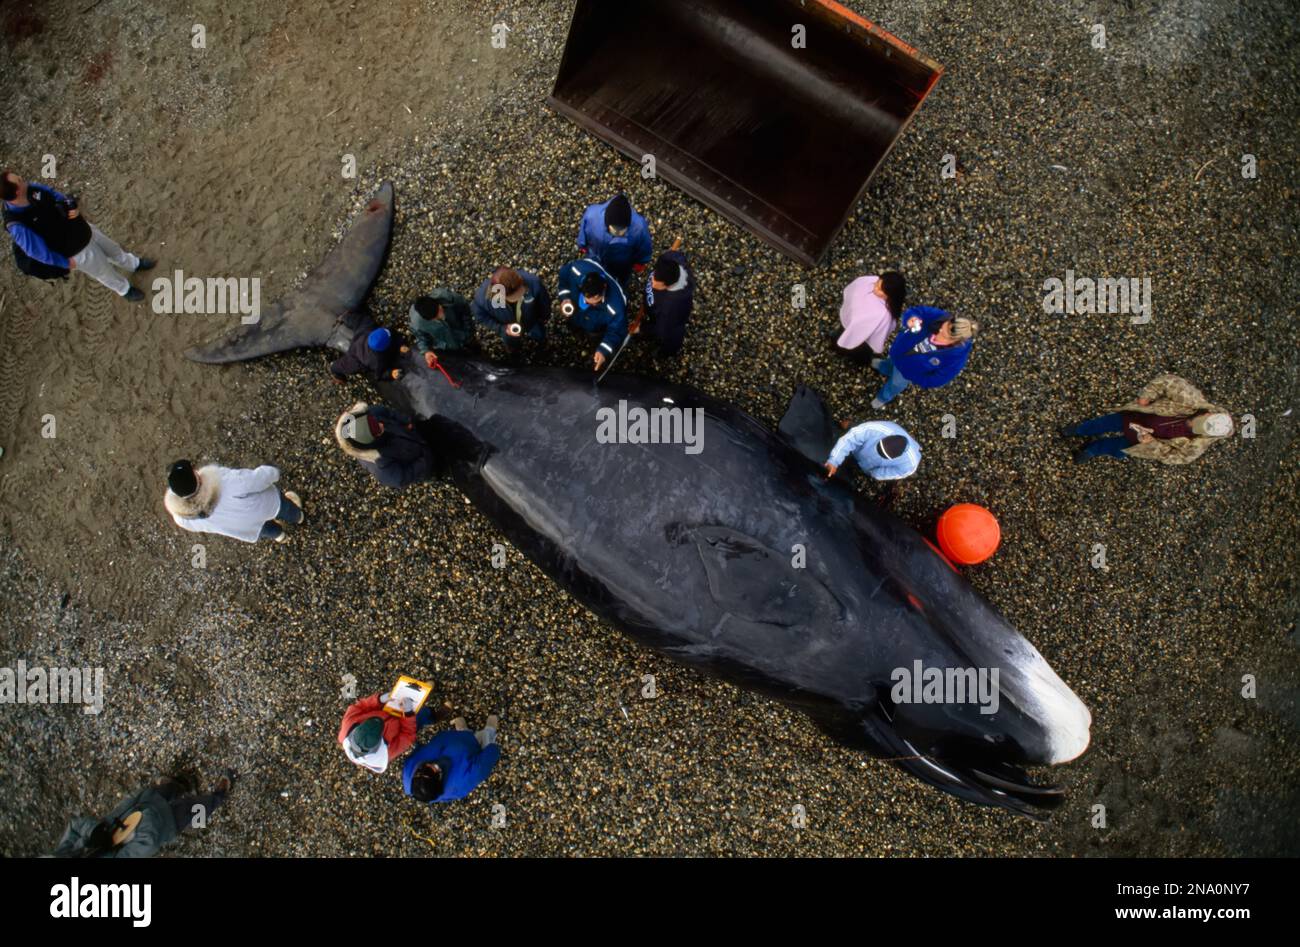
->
xmin=0 ymin=0 xmax=1297 ymax=856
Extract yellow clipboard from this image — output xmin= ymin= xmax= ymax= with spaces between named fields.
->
xmin=111 ymin=810 xmax=143 ymax=846
xmin=383 ymin=675 xmax=433 ymax=716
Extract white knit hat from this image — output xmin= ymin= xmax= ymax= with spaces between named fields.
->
xmin=1191 ymin=413 xmax=1233 ymax=437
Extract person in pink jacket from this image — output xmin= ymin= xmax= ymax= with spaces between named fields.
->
xmin=831 ymin=271 xmax=906 ymax=365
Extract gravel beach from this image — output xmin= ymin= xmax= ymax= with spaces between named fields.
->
xmin=0 ymin=0 xmax=1297 ymax=857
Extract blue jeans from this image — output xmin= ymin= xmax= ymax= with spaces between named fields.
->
xmin=258 ymin=491 xmax=303 ymax=540
xmin=415 ymin=705 xmax=439 ymax=729
xmin=873 ymin=357 xmax=911 ymax=405
xmin=1070 ymin=413 xmax=1130 ymax=460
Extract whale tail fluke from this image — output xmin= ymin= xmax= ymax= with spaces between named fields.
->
xmin=184 ymin=182 xmax=395 ymax=364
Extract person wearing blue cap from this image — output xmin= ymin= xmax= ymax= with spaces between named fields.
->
xmin=329 ymin=311 xmax=408 ymax=384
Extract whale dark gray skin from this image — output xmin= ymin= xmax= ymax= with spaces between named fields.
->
xmin=187 ymin=183 xmax=1091 ymax=818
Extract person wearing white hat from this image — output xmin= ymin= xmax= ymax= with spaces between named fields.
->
xmin=1064 ymin=374 xmax=1234 ymax=464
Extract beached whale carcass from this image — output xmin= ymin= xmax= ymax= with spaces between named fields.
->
xmin=187 ymin=183 xmax=1091 ymax=817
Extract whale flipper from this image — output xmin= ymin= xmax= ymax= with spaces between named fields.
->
xmin=777 ymin=385 xmax=839 ymax=467
xmin=184 ymin=182 xmax=394 ymax=364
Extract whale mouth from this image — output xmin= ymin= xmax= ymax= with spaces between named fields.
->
xmin=845 ymin=706 xmax=1071 ymax=820
xmin=891 ymin=531 xmax=1093 ymax=769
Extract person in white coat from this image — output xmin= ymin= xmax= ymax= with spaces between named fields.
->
xmin=823 ymin=420 xmax=920 ymax=482
xmin=163 ymin=459 xmax=305 ymax=543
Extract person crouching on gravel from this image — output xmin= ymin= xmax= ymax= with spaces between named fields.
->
xmin=403 ymin=715 xmax=501 ymax=803
xmin=339 ymin=690 xmax=446 ymax=775
xmin=163 ymin=459 xmax=305 ymax=544
xmin=330 ymin=317 xmax=406 ymax=384
xmin=333 ymin=402 xmax=438 ymax=490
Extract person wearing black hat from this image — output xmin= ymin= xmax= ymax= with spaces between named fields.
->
xmin=52 ymin=771 xmax=235 ymax=858
xmin=635 ymin=246 xmax=694 ymax=357
xmin=576 ymin=192 xmax=653 ymax=285
xmin=333 ymin=401 xmax=439 ymax=490
xmin=824 ymin=420 xmax=921 ymax=482
xmin=163 ymin=459 xmax=305 ymax=544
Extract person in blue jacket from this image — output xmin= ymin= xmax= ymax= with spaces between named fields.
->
xmin=576 ymin=193 xmax=652 ymax=285
xmin=2 ymin=170 xmax=154 ymax=298
xmin=470 ymin=266 xmax=551 ymax=360
xmin=871 ymin=306 xmax=979 ymax=408
xmin=556 ymin=258 xmax=628 ymax=372
xmin=823 ymin=420 xmax=920 ymax=481
xmin=403 ymin=715 xmax=501 ymax=803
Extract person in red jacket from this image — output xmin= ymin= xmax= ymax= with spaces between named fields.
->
xmin=338 ymin=690 xmax=446 ymax=774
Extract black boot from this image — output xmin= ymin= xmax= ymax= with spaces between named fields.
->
xmin=135 ymin=257 xmax=156 ymax=271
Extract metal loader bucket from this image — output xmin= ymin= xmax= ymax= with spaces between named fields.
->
xmin=547 ymin=0 xmax=942 ymax=266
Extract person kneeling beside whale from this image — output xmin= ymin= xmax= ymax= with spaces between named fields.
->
xmin=334 ymin=402 xmax=438 ymax=490
xmin=330 ymin=318 xmax=406 ymax=385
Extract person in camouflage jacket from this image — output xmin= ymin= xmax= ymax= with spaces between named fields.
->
xmin=1064 ymin=374 xmax=1233 ymax=465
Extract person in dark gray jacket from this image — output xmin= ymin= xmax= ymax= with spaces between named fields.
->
xmin=334 ymin=402 xmax=438 ymax=490
xmin=52 ymin=772 xmax=233 ymax=858
xmin=636 ymin=248 xmax=693 ymax=358
xmin=408 ymin=289 xmax=476 ymax=366
xmin=330 ymin=310 xmax=406 ymax=385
